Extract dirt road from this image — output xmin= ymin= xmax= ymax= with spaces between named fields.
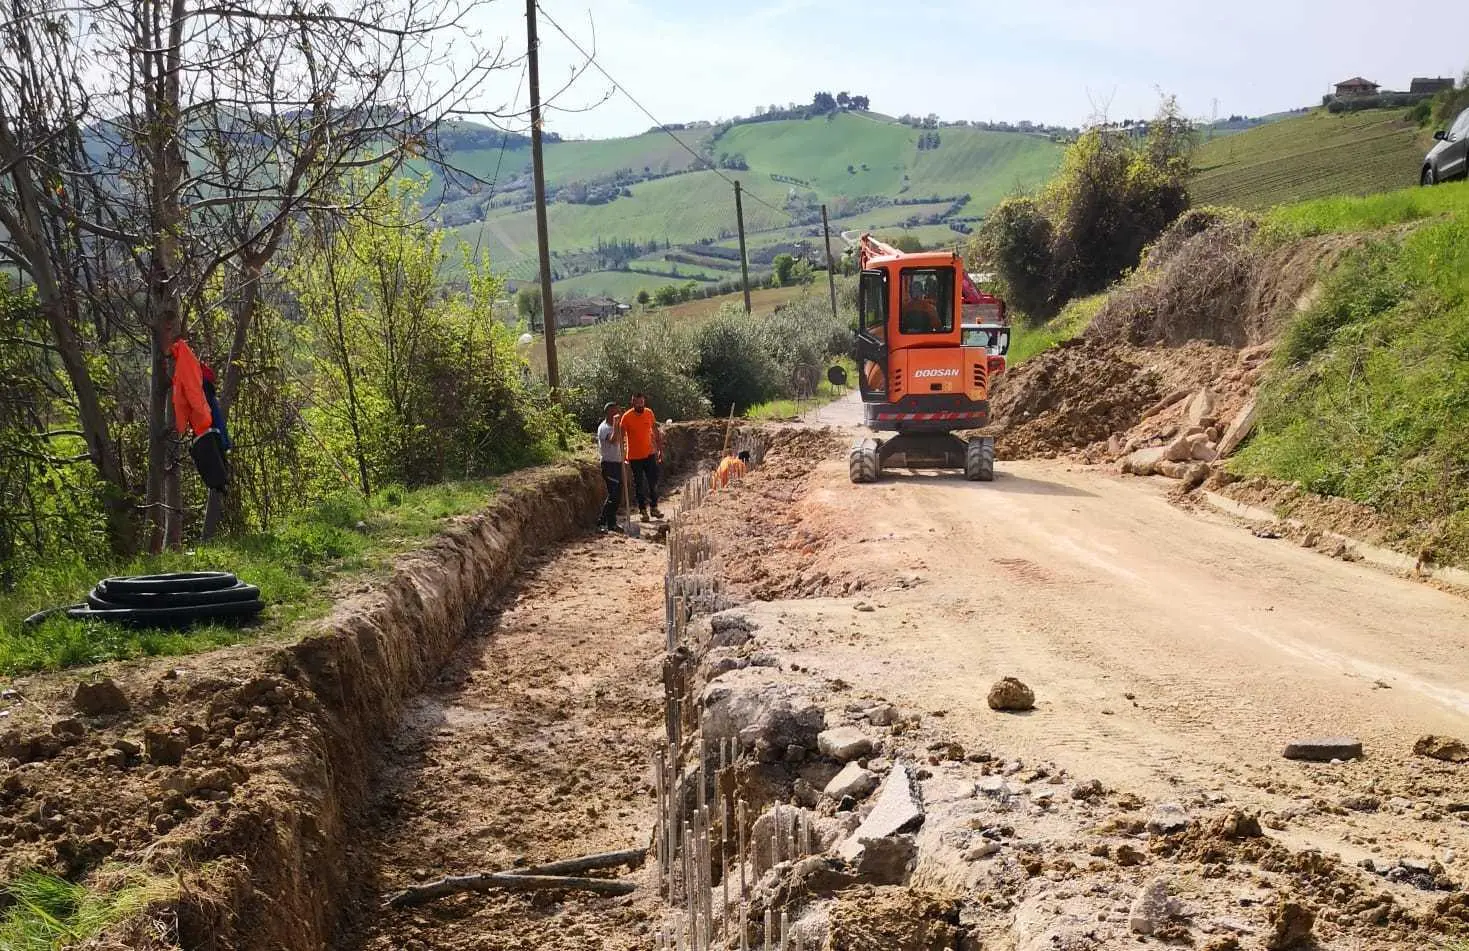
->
xmin=764 ymin=393 xmax=1469 ymax=876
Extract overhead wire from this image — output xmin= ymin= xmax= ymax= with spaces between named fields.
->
xmin=535 ymin=4 xmax=794 ymax=221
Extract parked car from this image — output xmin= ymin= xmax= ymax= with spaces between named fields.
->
xmin=1422 ymin=106 xmax=1469 ymax=185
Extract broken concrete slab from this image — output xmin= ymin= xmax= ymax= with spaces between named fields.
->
xmin=817 ymin=726 xmax=874 ymax=762
xmin=700 ymin=677 xmax=824 ymax=762
xmin=837 ymin=762 xmax=924 ymax=861
xmin=824 ymin=762 xmax=879 ymax=800
xmin=1283 ymin=737 xmax=1363 ymax=762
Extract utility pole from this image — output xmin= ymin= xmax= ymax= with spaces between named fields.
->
xmin=821 ymin=204 xmax=839 ymax=322
xmin=734 ymin=181 xmax=752 ymax=315
xmin=527 ymin=0 xmax=559 ymax=392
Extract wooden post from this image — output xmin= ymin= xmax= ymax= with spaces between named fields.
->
xmin=526 ymin=0 xmax=559 ymax=393
xmin=822 ymin=204 xmax=839 ymax=323
xmin=735 ymin=181 xmax=752 ymax=315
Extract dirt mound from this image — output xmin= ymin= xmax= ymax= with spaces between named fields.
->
xmin=823 ymin=888 xmax=962 ymax=950
xmin=682 ymin=427 xmax=857 ymax=601
xmin=986 ymin=340 xmax=1162 ymax=459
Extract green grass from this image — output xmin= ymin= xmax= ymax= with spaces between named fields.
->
xmin=0 ymin=480 xmax=504 ymax=675
xmin=1191 ymin=108 xmax=1430 ymax=210
xmin=1261 ymin=178 xmax=1469 ymax=238
xmin=746 ymin=356 xmax=857 ymax=420
xmin=1233 ymin=189 xmax=1469 ymax=564
xmin=436 ymin=114 xmax=1061 ymax=293
xmin=0 ymin=868 xmax=175 ymax=949
xmin=1008 ymin=293 xmax=1105 ymax=365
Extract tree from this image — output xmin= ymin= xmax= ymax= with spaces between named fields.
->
xmin=654 ymin=285 xmax=681 ymax=307
xmin=772 ymin=253 xmax=798 ymax=286
xmin=850 ymin=95 xmax=870 ymax=111
xmin=0 ymin=0 xmax=513 ymax=551
xmin=836 ymin=92 xmax=851 ymax=109
xmin=812 ymin=91 xmax=838 ymax=114
xmin=636 ymin=289 xmax=652 ymax=309
xmin=516 ymin=287 xmax=544 ymax=331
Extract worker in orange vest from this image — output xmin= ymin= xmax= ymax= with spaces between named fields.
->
xmin=711 ymin=450 xmax=750 ymax=491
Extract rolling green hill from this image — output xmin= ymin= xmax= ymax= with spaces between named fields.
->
xmin=428 ymin=112 xmax=1064 ymax=297
xmin=1190 ymin=108 xmax=1431 ymax=210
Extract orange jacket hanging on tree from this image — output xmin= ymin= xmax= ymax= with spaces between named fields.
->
xmin=170 ymin=338 xmax=215 ymax=438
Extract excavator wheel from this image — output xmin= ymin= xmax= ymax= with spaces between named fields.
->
xmin=964 ymin=437 xmax=995 ymax=482
xmin=849 ymin=439 xmax=881 ymax=484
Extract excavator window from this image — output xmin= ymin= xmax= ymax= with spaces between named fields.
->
xmin=859 ymin=270 xmax=887 ymax=334
xmin=899 ymin=268 xmax=953 ymax=335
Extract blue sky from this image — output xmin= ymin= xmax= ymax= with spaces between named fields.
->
xmin=465 ymin=0 xmax=1469 ymax=139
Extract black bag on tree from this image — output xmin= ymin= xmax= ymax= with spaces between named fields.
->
xmin=190 ymin=431 xmax=229 ymax=491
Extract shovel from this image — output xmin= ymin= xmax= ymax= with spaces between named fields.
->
xmin=622 ymin=461 xmax=640 ymax=539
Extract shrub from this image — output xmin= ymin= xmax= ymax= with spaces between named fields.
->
xmin=694 ymin=308 xmax=780 ymax=415
xmin=976 ymin=196 xmax=1054 ymax=321
xmin=562 ymin=313 xmax=711 ymax=429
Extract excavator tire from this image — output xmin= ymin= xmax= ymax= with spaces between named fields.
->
xmin=964 ymin=437 xmax=995 ymax=482
xmin=849 ymin=440 xmax=881 ymax=484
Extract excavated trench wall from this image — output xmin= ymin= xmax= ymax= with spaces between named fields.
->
xmin=172 ymin=431 xmax=718 ymax=951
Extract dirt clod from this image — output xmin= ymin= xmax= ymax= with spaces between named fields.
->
xmin=72 ymin=678 xmax=130 ymax=716
xmin=824 ymin=888 xmax=961 ymax=951
xmin=987 ymin=677 xmax=1035 ymax=712
xmin=1414 ymin=734 xmax=1469 ymax=764
xmin=1266 ymin=899 xmax=1315 ymax=950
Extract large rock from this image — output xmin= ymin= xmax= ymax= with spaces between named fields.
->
xmin=1184 ymin=388 xmax=1217 ymax=427
xmin=824 ymin=762 xmax=879 ymax=800
xmin=1162 ymin=435 xmax=1196 ymax=463
xmin=1282 ymin=737 xmax=1362 ymax=762
xmin=818 ymin=726 xmax=873 ymax=762
xmin=837 ymin=762 xmax=924 ymax=861
xmin=701 ymin=678 xmax=824 ymax=762
xmin=1414 ymin=734 xmax=1469 ymax=763
xmin=987 ymin=677 xmax=1035 ymax=712
xmin=709 ymin=610 xmax=755 ymax=647
xmin=72 ymin=678 xmax=130 ymax=716
xmin=1122 ymin=447 xmax=1167 ymax=476
xmin=1147 ymin=802 xmax=1191 ymax=834
xmin=1216 ymin=398 xmax=1259 ymax=458
xmin=852 ymin=834 xmax=917 ymax=885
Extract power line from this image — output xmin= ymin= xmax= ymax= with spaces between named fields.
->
xmin=535 ymin=4 xmax=792 ymax=219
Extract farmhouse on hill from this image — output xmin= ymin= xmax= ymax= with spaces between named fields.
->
xmin=1334 ymin=77 xmax=1380 ymax=97
xmin=554 ymin=296 xmax=627 ymax=327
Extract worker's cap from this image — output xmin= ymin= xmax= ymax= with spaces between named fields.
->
xmin=603 ymin=401 xmax=618 ymax=414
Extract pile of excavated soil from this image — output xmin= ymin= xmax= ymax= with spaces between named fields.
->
xmin=985 ymin=340 xmax=1163 ymax=460
xmin=988 ymin=219 xmax=1355 ymax=466
xmin=680 ymin=427 xmax=858 ymax=601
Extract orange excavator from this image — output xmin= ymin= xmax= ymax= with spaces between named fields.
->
xmin=847 ymin=233 xmax=1010 ymax=483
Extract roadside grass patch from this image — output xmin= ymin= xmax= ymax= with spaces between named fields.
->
xmin=0 ymin=868 xmax=175 ymax=949
xmin=747 ymin=356 xmax=857 ymax=420
xmin=1261 ymin=178 xmax=1469 ymax=240
xmin=0 ymin=479 xmax=500 ymax=675
xmin=1233 ymin=209 xmax=1469 ymax=564
xmin=1008 ymin=294 xmax=1105 ymax=365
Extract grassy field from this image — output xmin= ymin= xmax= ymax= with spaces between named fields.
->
xmin=1007 ymin=293 xmax=1106 ymax=364
xmin=0 ymin=479 xmax=512 ymax=673
xmin=1191 ymin=108 xmax=1430 ymax=210
xmin=433 ymin=112 xmax=1062 ymax=296
xmin=1233 ymin=180 xmax=1469 ymax=564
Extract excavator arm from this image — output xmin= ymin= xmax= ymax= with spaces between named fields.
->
xmin=854 ymin=232 xmax=987 ymax=305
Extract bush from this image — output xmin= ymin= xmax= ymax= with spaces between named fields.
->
xmin=975 ymin=99 xmax=1192 ymax=322
xmin=562 ymin=314 xmax=711 ymax=429
xmin=694 ymin=309 xmax=780 ymax=415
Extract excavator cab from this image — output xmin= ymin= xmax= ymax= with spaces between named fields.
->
xmin=850 ymin=239 xmax=1002 ymax=484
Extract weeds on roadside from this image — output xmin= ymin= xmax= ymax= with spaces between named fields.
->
xmin=0 ymin=868 xmax=176 ymax=949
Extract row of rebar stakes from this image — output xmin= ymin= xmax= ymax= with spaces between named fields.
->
xmin=656 ymin=441 xmax=817 ymax=951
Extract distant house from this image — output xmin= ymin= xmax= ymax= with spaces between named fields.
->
xmin=554 ymin=296 xmax=627 ymax=327
xmin=1410 ymin=77 xmax=1455 ymax=96
xmin=1334 ymin=77 xmax=1380 ymax=98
